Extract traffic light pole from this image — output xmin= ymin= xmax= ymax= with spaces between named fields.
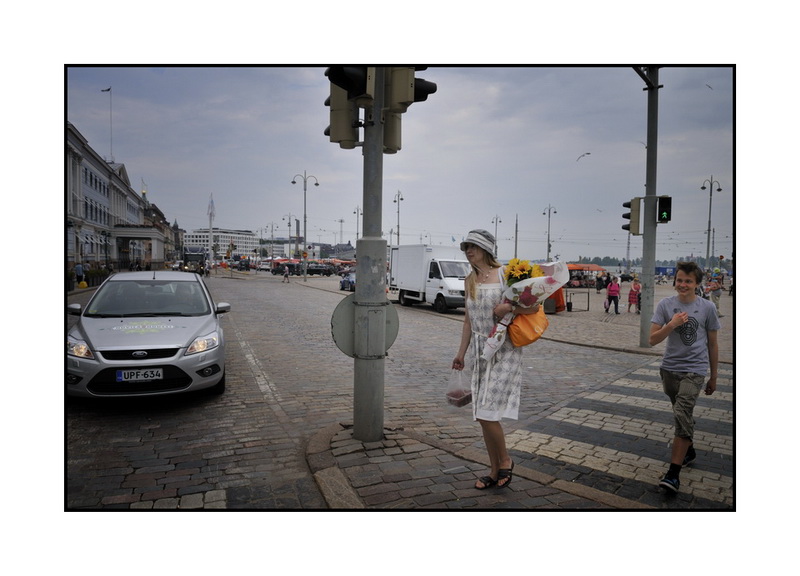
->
xmin=636 ymin=66 xmax=660 ymax=348
xmin=353 ymin=66 xmax=388 ymax=442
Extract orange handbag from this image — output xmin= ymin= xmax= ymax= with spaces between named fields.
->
xmin=508 ymin=306 xmax=549 ymax=347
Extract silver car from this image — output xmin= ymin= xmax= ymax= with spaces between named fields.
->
xmin=67 ymin=271 xmax=231 ymax=398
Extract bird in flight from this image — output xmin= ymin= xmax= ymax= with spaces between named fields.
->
xmin=576 ymin=152 xmax=591 ymax=161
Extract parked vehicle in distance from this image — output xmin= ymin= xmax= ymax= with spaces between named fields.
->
xmin=66 ymin=271 xmax=230 ymax=398
xmin=340 ymin=272 xmax=356 ymax=291
xmin=307 ymin=264 xmax=334 ymax=276
xmin=258 ymin=261 xmax=271 ymax=271
xmin=389 ymin=245 xmax=469 ymax=313
xmin=172 ymin=260 xmax=184 ymax=270
xmin=271 ymin=263 xmax=301 ymax=275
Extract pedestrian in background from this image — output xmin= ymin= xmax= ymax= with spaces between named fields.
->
xmin=452 ymin=229 xmax=538 ymax=491
xmin=706 ymin=272 xmax=723 ymax=317
xmin=282 ymin=264 xmax=290 ymax=283
xmin=650 ymin=261 xmax=719 ymax=494
xmin=628 ymin=277 xmax=641 ymax=313
xmin=606 ymin=276 xmax=621 ymax=314
xmin=74 ymin=262 xmax=85 ymax=284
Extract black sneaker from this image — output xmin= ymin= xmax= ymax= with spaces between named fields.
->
xmin=659 ymin=475 xmax=680 ymax=493
xmin=682 ymin=448 xmax=696 ymax=467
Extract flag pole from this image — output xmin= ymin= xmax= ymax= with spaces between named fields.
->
xmin=101 ymin=87 xmax=113 ymax=161
xmin=208 ymin=194 xmax=215 ymax=274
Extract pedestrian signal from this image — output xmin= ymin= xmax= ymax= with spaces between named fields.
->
xmin=657 ymin=196 xmax=672 ymax=223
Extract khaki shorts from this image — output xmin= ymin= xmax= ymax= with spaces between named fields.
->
xmin=660 ymin=369 xmax=706 ymax=439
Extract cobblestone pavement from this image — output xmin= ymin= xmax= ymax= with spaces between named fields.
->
xmin=66 ymin=271 xmax=733 ymax=510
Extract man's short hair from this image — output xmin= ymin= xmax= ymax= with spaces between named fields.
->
xmin=676 ymin=261 xmax=703 ymax=284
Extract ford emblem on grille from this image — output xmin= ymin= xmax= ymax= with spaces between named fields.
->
xmin=132 ymin=351 xmax=149 ymax=358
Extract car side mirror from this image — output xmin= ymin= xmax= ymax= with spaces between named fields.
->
xmin=67 ymin=303 xmax=82 ymax=316
xmin=216 ymin=302 xmax=231 ymax=314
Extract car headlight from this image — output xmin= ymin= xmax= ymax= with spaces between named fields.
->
xmin=67 ymin=336 xmax=94 ymax=359
xmin=186 ymin=331 xmax=220 ymax=355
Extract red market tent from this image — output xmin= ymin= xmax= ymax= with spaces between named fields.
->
xmin=567 ymin=263 xmax=607 ymax=272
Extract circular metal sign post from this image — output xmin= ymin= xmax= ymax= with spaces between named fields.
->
xmin=331 ymin=294 xmax=399 ymax=358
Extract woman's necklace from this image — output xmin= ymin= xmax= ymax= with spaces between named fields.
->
xmin=476 ymin=267 xmax=492 ymax=284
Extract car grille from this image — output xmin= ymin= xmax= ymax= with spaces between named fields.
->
xmin=99 ymin=348 xmax=180 ymax=361
xmin=86 ymin=366 xmax=192 ymax=395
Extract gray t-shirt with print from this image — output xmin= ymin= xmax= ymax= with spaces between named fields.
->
xmin=651 ymin=295 xmax=720 ymax=375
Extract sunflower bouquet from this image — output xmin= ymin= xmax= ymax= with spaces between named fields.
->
xmin=505 ymin=259 xmax=545 ymax=306
xmin=482 ymin=260 xmax=569 ymax=360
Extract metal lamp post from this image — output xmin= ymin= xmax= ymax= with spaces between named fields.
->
xmin=543 ymin=204 xmax=557 ymax=261
xmin=393 ymin=190 xmax=403 ymax=245
xmin=492 ymin=215 xmax=502 ymax=255
xmin=701 ymin=176 xmax=722 ymax=270
xmin=354 ymin=206 xmax=362 ymax=241
xmin=292 ymin=170 xmax=320 ymax=281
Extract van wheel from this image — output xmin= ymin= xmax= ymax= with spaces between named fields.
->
xmin=434 ymin=295 xmax=448 ymax=314
xmin=398 ymin=291 xmax=413 ymax=306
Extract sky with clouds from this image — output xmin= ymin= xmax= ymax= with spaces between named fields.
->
xmin=66 ymin=65 xmax=733 ymax=264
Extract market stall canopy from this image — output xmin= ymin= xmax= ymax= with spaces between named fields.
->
xmin=567 ymin=263 xmax=606 ymax=272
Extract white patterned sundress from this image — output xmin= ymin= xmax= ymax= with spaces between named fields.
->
xmin=467 ymin=268 xmax=523 ymax=421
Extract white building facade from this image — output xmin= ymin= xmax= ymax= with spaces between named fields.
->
xmin=183 ymin=228 xmax=300 ymax=260
xmin=67 ymin=122 xmax=176 ymax=273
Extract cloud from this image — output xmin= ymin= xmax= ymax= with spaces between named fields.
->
xmin=66 ymin=65 xmax=733 ymax=263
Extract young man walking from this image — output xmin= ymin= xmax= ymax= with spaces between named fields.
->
xmin=649 ymin=261 xmax=720 ymax=493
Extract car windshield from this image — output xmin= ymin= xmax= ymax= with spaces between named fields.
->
xmin=440 ymin=261 xmax=470 ymax=279
xmin=84 ymin=280 xmax=211 ymax=317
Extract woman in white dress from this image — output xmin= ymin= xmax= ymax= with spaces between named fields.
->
xmin=452 ymin=229 xmax=539 ymax=490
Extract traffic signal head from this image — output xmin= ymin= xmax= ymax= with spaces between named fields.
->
xmin=387 ymin=67 xmax=438 ymax=113
xmin=388 ymin=67 xmax=415 ymax=113
xmin=413 ymin=75 xmax=437 ymax=103
xmin=326 ymin=67 xmax=436 ymax=154
xmin=622 ymin=197 xmax=642 ymax=236
xmin=325 ymin=66 xmax=375 ymax=108
xmin=384 ymin=111 xmax=401 ymax=154
xmin=324 ymin=83 xmax=358 ymax=149
xmin=657 ymin=196 xmax=672 ymax=223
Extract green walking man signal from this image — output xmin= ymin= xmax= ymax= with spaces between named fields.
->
xmin=657 ymin=195 xmax=672 ymax=223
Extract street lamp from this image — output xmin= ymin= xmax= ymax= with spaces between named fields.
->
xmin=354 ymin=206 xmax=362 ymax=241
xmin=701 ymin=176 xmax=723 ymax=270
xmin=282 ymin=213 xmax=299 ymax=260
xmin=393 ymin=190 xmax=403 ymax=245
xmin=264 ymin=222 xmax=278 ymax=261
xmin=543 ymin=204 xmax=557 ymax=261
xmin=492 ymin=215 xmax=502 ymax=255
xmin=291 ymin=170 xmax=320 ymax=281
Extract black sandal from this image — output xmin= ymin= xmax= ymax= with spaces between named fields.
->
xmin=475 ymin=476 xmax=497 ymax=490
xmin=497 ymin=461 xmax=514 ymax=488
